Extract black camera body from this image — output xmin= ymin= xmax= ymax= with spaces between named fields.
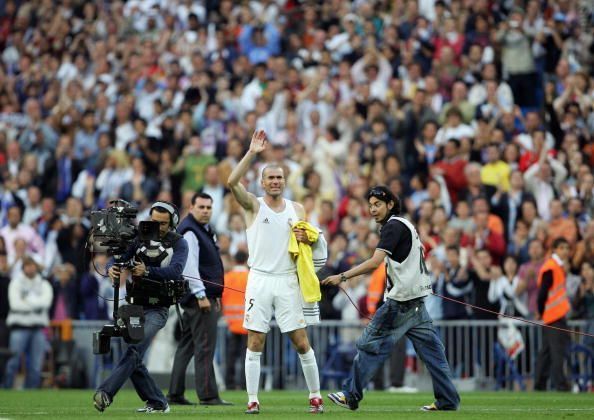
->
xmin=91 ymin=200 xmax=160 ymax=255
xmin=93 ymin=304 xmax=145 ymax=354
xmin=126 ymin=277 xmax=189 ymax=307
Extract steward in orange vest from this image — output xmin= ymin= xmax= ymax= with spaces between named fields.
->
xmin=537 ymin=243 xmax=571 ymax=325
xmin=534 ymin=237 xmax=571 ymax=392
xmin=222 ymin=264 xmax=249 ymax=336
xmin=222 ymin=251 xmax=249 ymax=390
xmin=366 ymin=265 xmax=386 ymax=315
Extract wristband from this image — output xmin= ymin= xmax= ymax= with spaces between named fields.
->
xmin=340 ymin=273 xmax=347 ymax=283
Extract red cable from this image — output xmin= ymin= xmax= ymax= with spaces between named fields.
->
xmin=186 ymin=274 xmax=594 ymax=339
xmin=430 ymin=291 xmax=594 ymax=338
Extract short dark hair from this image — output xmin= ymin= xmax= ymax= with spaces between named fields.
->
xmin=366 ymin=186 xmax=401 ymax=215
xmin=261 ymin=164 xmax=284 ymax=179
xmin=552 ymin=237 xmax=569 ymax=250
xmin=234 ymin=250 xmax=248 ymax=265
xmin=192 ymin=192 xmax=213 ymax=205
xmin=446 ymin=245 xmax=459 ymax=253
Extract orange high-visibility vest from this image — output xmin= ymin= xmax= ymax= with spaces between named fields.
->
xmin=366 ymin=264 xmax=386 ymax=316
xmin=222 ymin=267 xmax=248 ymax=335
xmin=537 ymin=257 xmax=570 ymax=325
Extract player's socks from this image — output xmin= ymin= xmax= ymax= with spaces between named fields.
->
xmin=298 ymin=348 xmax=321 ymax=399
xmin=246 ymin=349 xmax=262 ymax=403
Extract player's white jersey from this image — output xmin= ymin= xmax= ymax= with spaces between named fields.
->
xmin=246 ymin=197 xmax=298 ymax=275
xmin=384 ymin=216 xmax=432 ymax=302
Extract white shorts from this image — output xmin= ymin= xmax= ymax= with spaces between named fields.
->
xmin=243 ymin=270 xmax=307 ymax=334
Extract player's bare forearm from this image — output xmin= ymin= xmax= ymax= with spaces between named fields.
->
xmin=227 ymin=150 xmax=257 ymax=210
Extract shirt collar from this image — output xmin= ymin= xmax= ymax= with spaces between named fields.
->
xmin=552 ymin=253 xmax=564 ymax=267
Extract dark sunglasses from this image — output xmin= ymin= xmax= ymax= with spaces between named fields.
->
xmin=368 ymin=187 xmax=389 ymax=199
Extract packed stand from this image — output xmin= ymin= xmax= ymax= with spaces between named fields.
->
xmin=0 ymin=0 xmax=593 ymax=387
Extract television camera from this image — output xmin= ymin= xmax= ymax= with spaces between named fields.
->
xmin=90 ymin=200 xmax=182 ymax=354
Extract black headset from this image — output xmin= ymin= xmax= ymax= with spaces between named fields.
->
xmin=150 ymin=201 xmax=180 ymax=229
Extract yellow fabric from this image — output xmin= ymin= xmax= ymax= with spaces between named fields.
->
xmin=288 ymin=221 xmax=321 ymax=303
xmin=480 ymin=161 xmax=511 ymax=192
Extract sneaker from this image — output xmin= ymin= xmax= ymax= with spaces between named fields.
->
xmin=421 ymin=403 xmax=439 ymax=411
xmin=245 ymin=402 xmax=260 ymax=414
xmin=93 ymin=390 xmax=111 ymax=412
xmin=309 ymin=397 xmax=324 ymax=414
xmin=387 ymin=385 xmax=418 ymax=393
xmin=137 ymin=404 xmax=171 ymax=413
xmin=327 ymin=392 xmax=357 ymax=411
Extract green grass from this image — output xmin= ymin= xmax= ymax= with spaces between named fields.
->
xmin=0 ymin=390 xmax=593 ymax=419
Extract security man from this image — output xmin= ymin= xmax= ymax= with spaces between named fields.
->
xmin=167 ymin=192 xmax=231 ymax=406
xmin=534 ymin=237 xmax=571 ymax=391
xmin=93 ymin=201 xmax=188 ymax=414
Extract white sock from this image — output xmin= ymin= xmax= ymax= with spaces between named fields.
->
xmin=245 ymin=349 xmax=262 ymax=403
xmin=298 ymin=348 xmax=321 ymax=399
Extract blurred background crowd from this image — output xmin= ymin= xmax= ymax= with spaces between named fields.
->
xmin=0 ymin=0 xmax=593 ymax=386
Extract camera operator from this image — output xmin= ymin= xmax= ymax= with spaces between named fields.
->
xmin=93 ymin=201 xmax=188 ymax=414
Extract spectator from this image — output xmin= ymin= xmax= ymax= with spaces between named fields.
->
xmin=488 ymin=255 xmax=529 ymax=317
xmin=480 ymin=143 xmax=512 ymax=192
xmin=0 ymin=205 xmax=44 ymax=263
xmin=523 ymin=146 xmax=568 ymax=221
xmin=4 ymin=256 xmax=53 ymax=389
xmin=494 ymin=8 xmax=538 ymax=108
xmin=545 ymin=198 xmax=578 ymax=250
xmin=431 ymin=138 xmax=468 ymax=204
xmin=491 ymin=170 xmax=534 ymax=242
xmin=469 ymin=248 xmax=501 ymax=320
xmin=572 ymin=261 xmax=594 ymax=352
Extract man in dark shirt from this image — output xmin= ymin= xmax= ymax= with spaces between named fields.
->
xmin=323 ymin=186 xmax=459 ymax=412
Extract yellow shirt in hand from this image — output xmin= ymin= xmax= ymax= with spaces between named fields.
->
xmin=288 ymin=221 xmax=321 ymax=303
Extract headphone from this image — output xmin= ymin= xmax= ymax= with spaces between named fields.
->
xmin=150 ymin=201 xmax=180 ymax=229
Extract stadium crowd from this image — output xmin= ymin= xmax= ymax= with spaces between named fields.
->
xmin=0 ymin=0 xmax=593 ymax=387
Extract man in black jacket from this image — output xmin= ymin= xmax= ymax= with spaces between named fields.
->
xmin=167 ymin=193 xmax=232 ymax=406
xmin=93 ymin=201 xmax=188 ymax=413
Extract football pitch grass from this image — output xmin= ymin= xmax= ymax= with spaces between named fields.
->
xmin=1 ymin=390 xmax=594 ymax=419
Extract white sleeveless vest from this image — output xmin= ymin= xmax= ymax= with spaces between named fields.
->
xmin=384 ymin=216 xmax=432 ymax=302
xmin=246 ymin=197 xmax=299 ymax=274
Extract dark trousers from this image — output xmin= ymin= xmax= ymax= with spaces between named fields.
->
xmin=224 ymin=332 xmax=247 ymax=390
xmin=373 ymin=336 xmax=406 ymax=389
xmin=168 ymin=298 xmax=220 ymax=400
xmin=0 ymin=320 xmax=9 ymax=384
xmin=98 ymin=307 xmax=168 ymax=408
xmin=534 ymin=318 xmax=570 ymax=391
xmin=507 ymin=72 xmax=538 ymax=108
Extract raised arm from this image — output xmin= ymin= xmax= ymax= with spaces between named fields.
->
xmin=227 ymin=129 xmax=266 ymax=212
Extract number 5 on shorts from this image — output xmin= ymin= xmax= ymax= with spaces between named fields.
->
xmin=247 ymin=298 xmax=255 ymax=311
